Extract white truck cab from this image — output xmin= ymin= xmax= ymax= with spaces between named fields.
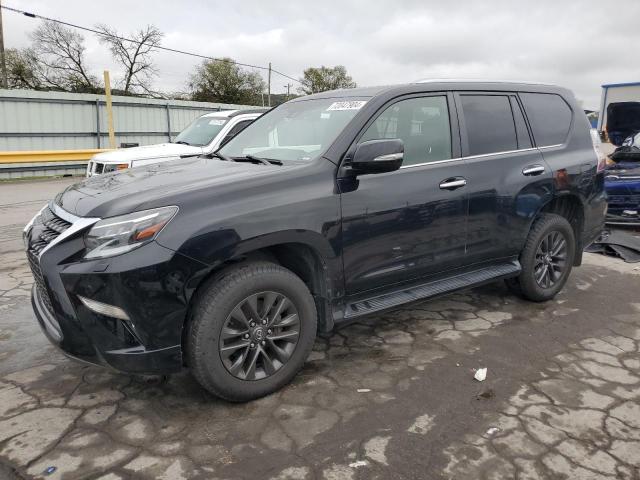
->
xmin=86 ymin=109 xmax=266 ymax=176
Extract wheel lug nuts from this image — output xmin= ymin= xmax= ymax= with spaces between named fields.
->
xmin=250 ymin=322 xmax=255 ymax=327
xmin=244 ymin=334 xmax=249 ymax=339
xmin=250 ymin=343 xmax=255 ymax=348
xmin=261 ymin=341 xmax=265 ymax=346
xmin=267 ymin=329 xmax=272 ymax=334
xmin=262 ymin=320 xmax=267 ymax=325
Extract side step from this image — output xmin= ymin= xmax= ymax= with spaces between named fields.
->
xmin=344 ymin=261 xmax=521 ymax=319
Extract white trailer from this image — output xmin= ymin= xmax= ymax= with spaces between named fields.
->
xmin=597 ymin=82 xmax=640 ymax=145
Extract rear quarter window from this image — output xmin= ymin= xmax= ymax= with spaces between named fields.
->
xmin=520 ymin=93 xmax=572 ymax=146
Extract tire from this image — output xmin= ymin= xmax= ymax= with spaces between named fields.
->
xmin=506 ymin=213 xmax=575 ymax=302
xmin=186 ymin=261 xmax=317 ymax=402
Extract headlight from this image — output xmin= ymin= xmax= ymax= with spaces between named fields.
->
xmin=84 ymin=206 xmax=177 ymax=259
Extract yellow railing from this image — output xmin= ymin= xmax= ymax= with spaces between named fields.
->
xmin=0 ymin=149 xmax=112 ymax=164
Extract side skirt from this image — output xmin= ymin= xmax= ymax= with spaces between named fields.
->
xmin=337 ymin=260 xmax=521 ymax=322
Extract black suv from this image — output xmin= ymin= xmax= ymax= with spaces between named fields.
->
xmin=26 ymin=81 xmax=606 ymax=401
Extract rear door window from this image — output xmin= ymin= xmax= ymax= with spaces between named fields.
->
xmin=519 ymin=93 xmax=572 ymax=146
xmin=460 ymin=95 xmax=518 ymax=156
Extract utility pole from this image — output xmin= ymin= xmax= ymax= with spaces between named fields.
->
xmin=267 ymin=62 xmax=271 ymax=107
xmin=0 ymin=0 xmax=8 ymax=89
xmin=103 ymin=70 xmax=116 ymax=149
xmin=285 ymin=83 xmax=292 ymax=101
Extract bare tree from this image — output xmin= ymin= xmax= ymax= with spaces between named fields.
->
xmin=30 ymin=20 xmax=99 ymax=92
xmin=95 ymin=24 xmax=163 ymax=95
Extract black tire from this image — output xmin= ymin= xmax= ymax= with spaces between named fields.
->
xmin=506 ymin=213 xmax=575 ymax=302
xmin=187 ymin=261 xmax=317 ymax=402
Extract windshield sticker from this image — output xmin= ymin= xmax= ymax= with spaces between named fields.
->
xmin=320 ymin=112 xmax=331 ymax=119
xmin=208 ymin=119 xmax=226 ymax=125
xmin=326 ymin=101 xmax=367 ymax=111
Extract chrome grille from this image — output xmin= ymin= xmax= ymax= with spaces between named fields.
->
xmin=28 ymin=250 xmax=55 ymax=316
xmin=29 ymin=207 xmax=72 ymax=255
xmin=26 ymin=206 xmax=72 ymax=317
xmin=607 ymin=194 xmax=640 ymax=206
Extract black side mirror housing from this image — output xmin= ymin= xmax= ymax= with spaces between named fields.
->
xmin=348 ymin=139 xmax=404 ymax=175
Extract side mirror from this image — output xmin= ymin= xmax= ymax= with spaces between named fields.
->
xmin=349 ymin=139 xmax=404 ymax=174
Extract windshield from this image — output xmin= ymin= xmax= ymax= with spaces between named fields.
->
xmin=219 ymin=98 xmax=368 ymax=162
xmin=173 ymin=116 xmax=229 ymax=146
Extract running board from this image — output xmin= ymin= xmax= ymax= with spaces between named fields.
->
xmin=344 ymin=261 xmax=521 ymax=319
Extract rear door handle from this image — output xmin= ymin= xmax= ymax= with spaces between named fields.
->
xmin=522 ymin=165 xmax=545 ymax=176
xmin=439 ymin=177 xmax=467 ymax=190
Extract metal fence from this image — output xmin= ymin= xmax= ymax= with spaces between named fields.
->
xmin=0 ymin=89 xmax=258 ymax=151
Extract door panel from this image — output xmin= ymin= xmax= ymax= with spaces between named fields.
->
xmin=455 ymin=92 xmax=554 ymax=263
xmin=463 ymin=150 xmax=552 ymax=264
xmin=339 ymin=93 xmax=468 ymax=295
xmin=341 ymin=162 xmax=468 ymax=294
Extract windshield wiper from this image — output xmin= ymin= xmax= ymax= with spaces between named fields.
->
xmin=210 ymin=152 xmax=235 ymax=162
xmin=174 ymin=140 xmax=190 ymax=145
xmin=235 ymin=155 xmax=283 ymax=166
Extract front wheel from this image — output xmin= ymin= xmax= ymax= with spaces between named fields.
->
xmin=187 ymin=262 xmax=317 ymax=402
xmin=506 ymin=213 xmax=575 ymax=302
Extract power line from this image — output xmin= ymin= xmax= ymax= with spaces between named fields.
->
xmin=0 ymin=4 xmax=306 ymax=85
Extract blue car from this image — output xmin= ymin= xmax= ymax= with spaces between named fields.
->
xmin=606 ymin=131 xmax=640 ymax=225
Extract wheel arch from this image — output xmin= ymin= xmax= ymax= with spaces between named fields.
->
xmin=180 ymin=232 xmax=339 ymax=364
xmin=534 ymin=194 xmax=585 ymax=266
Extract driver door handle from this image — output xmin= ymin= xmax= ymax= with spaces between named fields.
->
xmin=522 ymin=165 xmax=545 ymax=176
xmin=439 ymin=177 xmax=467 ymax=190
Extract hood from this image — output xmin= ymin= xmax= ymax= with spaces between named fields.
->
xmin=605 ymin=157 xmax=640 ymax=195
xmin=56 ymin=157 xmax=296 ymax=218
xmin=92 ymin=143 xmax=204 ymax=164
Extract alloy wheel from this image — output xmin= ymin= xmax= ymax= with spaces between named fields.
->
xmin=534 ymin=230 xmax=568 ymax=289
xmin=219 ymin=291 xmax=300 ymax=380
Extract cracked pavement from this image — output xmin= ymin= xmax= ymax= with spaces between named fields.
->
xmin=1 ymin=178 xmax=639 ymax=479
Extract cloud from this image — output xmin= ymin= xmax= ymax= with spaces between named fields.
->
xmin=3 ymin=0 xmax=639 ymax=108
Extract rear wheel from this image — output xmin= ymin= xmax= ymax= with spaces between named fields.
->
xmin=187 ymin=262 xmax=317 ymax=402
xmin=506 ymin=213 xmax=575 ymax=302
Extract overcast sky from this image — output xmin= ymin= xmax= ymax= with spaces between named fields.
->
xmin=3 ymin=0 xmax=639 ymax=109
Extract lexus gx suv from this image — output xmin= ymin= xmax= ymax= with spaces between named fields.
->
xmin=26 ymin=81 xmax=606 ymax=401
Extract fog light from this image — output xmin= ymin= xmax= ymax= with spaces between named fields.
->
xmin=78 ymin=295 xmax=130 ymax=320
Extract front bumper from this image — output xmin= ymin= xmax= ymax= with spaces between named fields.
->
xmin=605 ymin=213 xmax=640 ymax=226
xmin=606 ymin=195 xmax=640 ymax=225
xmin=27 ymin=213 xmax=208 ymax=374
xmin=32 ymin=283 xmax=183 ymax=374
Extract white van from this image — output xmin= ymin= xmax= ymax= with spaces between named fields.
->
xmin=86 ymin=109 xmax=266 ymax=176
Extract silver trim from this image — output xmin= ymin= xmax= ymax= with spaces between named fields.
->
xmin=522 ymin=165 xmax=545 ymax=175
xmin=439 ymin=179 xmax=467 ymax=189
xmin=374 ymin=152 xmax=403 ymax=162
xmin=463 ymin=147 xmax=537 ymax=160
xmin=538 ymin=144 xmax=563 ymax=150
xmin=400 ymin=157 xmax=461 ymax=169
xmin=78 ymin=295 xmax=130 ymax=320
xmin=24 ymin=204 xmax=48 ymax=235
xmin=400 ymin=147 xmax=539 ymax=169
xmin=39 ymin=202 xmax=100 ymax=258
xmin=413 ymin=78 xmax=557 ymax=87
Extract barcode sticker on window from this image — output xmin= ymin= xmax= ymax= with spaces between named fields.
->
xmin=326 ymin=101 xmax=367 ymax=111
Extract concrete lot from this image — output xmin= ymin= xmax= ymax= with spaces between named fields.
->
xmin=1 ymin=177 xmax=639 ymax=480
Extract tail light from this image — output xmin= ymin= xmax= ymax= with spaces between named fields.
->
xmin=590 ymin=129 xmax=607 ymax=173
